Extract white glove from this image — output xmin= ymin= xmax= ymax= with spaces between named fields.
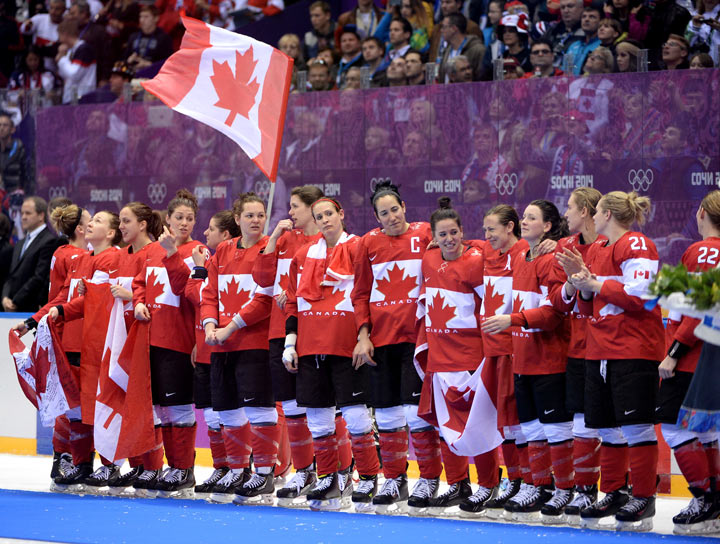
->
xmin=282 ymin=346 xmax=297 ymax=364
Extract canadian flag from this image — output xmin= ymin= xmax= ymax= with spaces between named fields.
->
xmin=142 ymin=16 xmax=293 ymax=181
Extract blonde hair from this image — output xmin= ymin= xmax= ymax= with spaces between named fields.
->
xmin=571 ymin=187 xmax=602 ymax=217
xmin=700 ymin=190 xmax=720 ymax=229
xmin=51 ymin=204 xmax=83 ymax=239
xmin=600 ymin=191 xmax=651 ymax=227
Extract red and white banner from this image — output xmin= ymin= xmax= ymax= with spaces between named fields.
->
xmin=8 ymin=316 xmax=80 ymax=427
xmin=142 ymin=16 xmax=293 ymax=181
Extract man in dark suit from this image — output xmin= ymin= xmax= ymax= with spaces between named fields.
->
xmin=2 ymin=196 xmax=60 ymax=312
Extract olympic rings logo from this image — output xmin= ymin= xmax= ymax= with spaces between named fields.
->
xmin=627 ymin=169 xmax=654 ymax=193
xmin=494 ymin=173 xmax=518 ymax=196
xmin=254 ymin=179 xmax=271 ymax=200
xmin=48 ymin=186 xmax=67 ymax=199
xmin=147 ymin=182 xmax=167 ymax=205
xmin=370 ymin=177 xmax=392 ymax=192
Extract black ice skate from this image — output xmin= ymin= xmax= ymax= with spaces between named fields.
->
xmin=84 ymin=464 xmax=121 ymax=494
xmin=426 ymin=478 xmax=472 ymax=517
xmin=156 ymin=467 xmax=195 ymax=499
xmin=580 ymin=486 xmax=629 ymax=530
xmin=373 ymin=474 xmax=409 ymax=515
xmin=194 ymin=467 xmax=229 ymax=499
xmin=307 ymin=472 xmax=344 ymax=511
xmin=540 ymin=487 xmax=574 ymax=524
xmin=49 ymin=453 xmax=75 ymax=493
xmin=133 ymin=469 xmax=161 ymax=499
xmin=208 ymin=468 xmax=248 ymax=503
xmin=276 ymin=466 xmax=317 ymax=508
xmin=233 ymin=470 xmax=276 ymax=505
xmin=108 ymin=465 xmax=144 ymax=496
xmin=52 ymin=461 xmax=93 ymax=493
xmin=352 ymin=475 xmax=378 ymax=513
xmin=407 ymin=477 xmax=439 ymax=516
xmin=484 ymin=478 xmax=522 ymax=519
xmin=505 ymin=483 xmax=554 ymax=522
xmin=672 ymin=489 xmax=718 ymax=535
xmin=615 ymin=496 xmax=655 ymax=532
xmin=459 ymin=485 xmax=498 ymax=518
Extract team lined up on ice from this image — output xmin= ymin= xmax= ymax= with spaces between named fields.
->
xmin=11 ymin=183 xmax=720 ymax=534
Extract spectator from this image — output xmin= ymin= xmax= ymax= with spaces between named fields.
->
xmin=0 ymin=213 xmax=11 ymax=299
xmin=399 ymin=0 xmax=434 ymax=53
xmin=0 ymin=3 xmax=22 ymax=81
xmin=225 ymin=0 xmax=283 ymax=30
xmin=689 ymin=51 xmax=715 ymax=66
xmin=336 ymin=0 xmax=384 ymax=46
xmin=1 ymin=196 xmax=60 ymax=312
xmin=497 ymin=13 xmax=532 ymax=74
xmin=308 ymin=59 xmax=333 ymax=91
xmin=315 ymin=45 xmax=338 ymax=81
xmin=686 ymin=0 xmax=720 ymax=65
xmin=438 ymin=13 xmax=486 ymax=82
xmin=124 ymin=5 xmax=173 ymax=72
xmin=404 ymin=49 xmax=425 ymax=84
xmin=67 ymin=0 xmax=112 ymax=85
xmin=644 ymin=0 xmax=691 ymax=68
xmin=364 ymin=125 xmax=400 ymax=165
xmin=9 ymin=47 xmax=61 ymax=93
xmin=279 ymin=33 xmax=306 ymax=71
xmin=615 ymin=39 xmax=639 ymax=70
xmin=501 ymin=55 xmax=524 ymax=78
xmin=386 ymin=17 xmax=413 ymax=61
xmin=565 ymin=5 xmax=602 ymax=75
xmin=604 ymin=0 xmax=648 ymax=42
xmin=583 ymin=45 xmax=614 ymax=73
xmin=483 ymin=0 xmax=504 ymax=46
xmin=386 ymin=56 xmax=407 ymax=86
xmin=598 ymin=17 xmax=625 ymax=52
xmin=56 ymin=18 xmax=97 ymax=103
xmin=544 ymin=0 xmax=584 ymax=68
xmin=95 ymin=0 xmax=140 ymax=64
xmin=448 ymin=54 xmax=473 ymax=82
xmin=0 ymin=112 xmax=27 ymax=193
xmin=336 ymin=26 xmax=364 ymax=87
xmin=429 ymin=0 xmax=483 ymax=62
xmin=522 ymin=38 xmax=565 ymax=77
xmin=661 ymin=33 xmax=691 ymax=68
xmin=304 ymin=1 xmax=336 ymax=60
xmin=342 ymin=66 xmax=364 ymax=89
xmin=21 ymin=0 xmax=65 ymax=71
xmin=362 ymin=36 xmax=388 ymax=86
xmin=80 ymin=60 xmax=134 ymax=103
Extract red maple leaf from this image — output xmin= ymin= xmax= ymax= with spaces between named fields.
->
xmin=308 ymin=285 xmax=347 ymax=311
xmin=210 ymin=48 xmax=260 ymax=127
xmin=146 ymin=268 xmax=162 ymax=303
xmin=429 ymin=291 xmax=456 ymax=328
xmin=375 ymin=264 xmax=418 ymax=300
xmin=220 ymin=277 xmax=251 ymax=312
xmin=278 ymin=272 xmax=290 ymax=292
xmin=442 ymin=385 xmax=475 ymax=435
xmin=484 ymin=281 xmax=506 ymax=316
xmin=512 ymin=292 xmax=523 ymax=314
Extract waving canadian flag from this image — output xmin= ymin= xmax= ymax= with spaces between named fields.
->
xmin=142 ymin=16 xmax=293 ymax=181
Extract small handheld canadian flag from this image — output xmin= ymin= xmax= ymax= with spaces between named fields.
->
xmin=142 ymin=16 xmax=293 ymax=182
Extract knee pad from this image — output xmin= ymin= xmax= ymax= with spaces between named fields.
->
xmin=375 ymin=406 xmax=406 ymax=431
xmin=404 ymin=404 xmax=430 ymax=432
xmin=203 ymin=407 xmax=221 ymax=429
xmin=621 ymin=424 xmax=657 ymax=445
xmin=306 ymin=407 xmax=336 ymax=438
xmin=544 ymin=421 xmax=574 ymax=443
xmin=154 ymin=405 xmax=171 ymax=425
xmin=573 ymin=413 xmax=600 ymax=439
xmin=698 ymin=432 xmax=719 ymax=445
xmin=340 ymin=404 xmax=373 ymax=435
xmin=219 ymin=407 xmax=249 ymax=427
xmin=661 ymin=423 xmax=697 ymax=449
xmin=520 ymin=419 xmax=545 ymax=442
xmin=598 ymin=427 xmax=627 ymax=445
xmin=166 ymin=404 xmax=196 ymax=426
xmin=281 ymin=399 xmax=306 ymax=418
xmin=66 ymin=406 xmax=82 ymax=421
xmin=151 ymin=405 xmax=162 ymax=426
xmin=245 ymin=406 xmax=278 ymax=425
xmin=503 ymin=425 xmax=525 ymax=444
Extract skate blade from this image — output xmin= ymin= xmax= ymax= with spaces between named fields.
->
xmin=277 ymin=497 xmax=310 ymax=509
xmin=207 ymin=493 xmax=235 ymax=504
xmin=309 ymin=498 xmax=342 ymax=511
xmin=50 ymin=482 xmax=71 ymax=493
xmin=616 ymin=519 xmax=653 ymax=532
xmin=407 ymin=505 xmax=431 ymax=517
xmin=233 ymin=494 xmax=274 ymax=506
xmin=564 ymin=514 xmax=581 ymax=526
xmin=107 ymin=487 xmax=134 ymax=497
xmin=374 ymin=501 xmax=408 ymax=516
xmin=67 ymin=483 xmax=87 ymax=495
xmin=541 ymin=513 xmax=565 ymax=525
xmin=159 ymin=488 xmax=194 ymax=499
xmin=673 ymin=521 xmax=710 ymax=535
xmin=580 ymin=517 xmax=616 ymax=531
xmin=354 ymin=501 xmax=375 ymax=513
xmin=458 ymin=509 xmax=486 ymax=519
xmin=427 ymin=506 xmax=462 ymax=517
xmin=134 ymin=489 xmax=159 ymax=499
xmin=484 ymin=508 xmax=509 ymax=520
xmin=193 ymin=492 xmax=211 ymax=500
xmin=83 ymin=486 xmax=107 ymax=496
xmin=510 ymin=511 xmax=541 ymax=523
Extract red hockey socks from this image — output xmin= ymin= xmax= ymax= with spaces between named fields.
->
xmin=703 ymin=440 xmax=720 ymax=487
xmin=439 ymin=439 xmax=469 ymax=485
xmin=473 ymin=448 xmax=500 ymax=488
xmin=286 ymin=415 xmax=314 ymax=470
xmin=628 ymin=442 xmax=657 ymax=497
xmin=528 ymin=440 xmax=552 ymax=487
xmin=314 ymin=433 xmax=339 ymax=475
xmin=335 ymin=415 xmax=353 ymax=471
xmin=222 ymin=423 xmax=252 ymax=470
xmin=573 ymin=437 xmax=601 ymax=487
xmin=207 ymin=427 xmax=228 ymax=469
xmin=599 ymin=442 xmax=629 ymax=493
xmin=141 ymin=426 xmax=165 ymax=471
xmin=411 ymin=429 xmax=442 ymax=479
xmin=251 ymin=423 xmax=280 ymax=469
xmin=517 ymin=442 xmax=533 ymax=485
xmin=379 ymin=429 xmax=409 ymax=479
xmin=173 ymin=424 xmax=196 ymax=470
xmin=161 ymin=426 xmax=175 ymax=467
xmin=549 ymin=439 xmax=574 ymax=490
xmin=128 ymin=455 xmax=143 ymax=469
xmin=69 ymin=420 xmax=94 ymax=465
xmin=53 ymin=415 xmax=71 ymax=454
xmin=501 ymin=439 xmax=522 ymax=481
xmin=276 ymin=410 xmax=292 ymax=476
xmin=674 ymin=440 xmax=710 ymax=491
xmin=350 ymin=431 xmax=380 ymax=477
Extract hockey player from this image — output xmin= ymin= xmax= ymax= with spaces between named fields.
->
xmin=483 ymin=200 xmax=572 ymax=522
xmin=657 ymin=190 xmax=720 ymax=534
xmin=561 ymin=191 xmax=664 ymax=531
xmin=352 ymin=181 xmax=442 ymax=515
xmin=282 ymin=197 xmax=381 ymax=512
xmin=201 ymin=193 xmax=280 ymax=506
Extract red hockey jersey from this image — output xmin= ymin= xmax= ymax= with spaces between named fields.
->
xmin=286 ymin=234 xmax=361 ymax=358
xmin=132 ymin=241 xmax=202 ymax=354
xmin=510 ymin=250 xmax=570 ymax=375
xmin=578 ymin=231 xmax=664 ymax=361
xmin=480 ymin=239 xmax=529 ymax=357
xmin=352 ymin=222 xmax=433 ymax=347
xmin=111 ymin=244 xmax=153 ymax=323
xmin=419 ymin=246 xmax=485 ymax=372
xmin=252 ymin=229 xmax=322 ymax=341
xmin=200 ymin=236 xmax=273 ymax=353
xmin=665 ymin=236 xmax=720 ymax=373
xmin=61 ymin=246 xmax=122 ymax=322
xmin=49 ymin=244 xmax=86 ymax=302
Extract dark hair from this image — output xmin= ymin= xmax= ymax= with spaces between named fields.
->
xmin=445 ymin=12 xmax=467 ymax=34
xmin=167 ymin=188 xmax=198 ymax=216
xmin=430 ymin=196 xmax=462 ymax=231
xmin=403 ymin=48 xmax=423 ymax=61
xmin=0 ymin=111 xmax=13 ymax=126
xmin=99 ymin=210 xmax=122 ymax=246
xmin=370 ymin=180 xmax=403 ymax=212
xmin=485 ymin=204 xmax=521 ymax=238
xmin=290 ymin=184 xmax=324 ymax=207
xmin=309 ymin=0 xmax=330 ymax=13
xmin=124 ymin=201 xmax=164 ymax=240
xmin=583 ymin=4 xmax=603 ymax=17
xmin=531 ymin=37 xmax=553 ymax=52
xmin=528 ymin=199 xmax=570 ymax=242
xmin=232 ymin=192 xmax=266 ymax=216
xmin=690 ymin=52 xmax=714 ymax=68
xmin=212 ymin=210 xmax=241 ymax=237
xmin=139 ymin=4 xmax=159 ymax=16
xmin=362 ymin=36 xmax=386 ymax=55
xmin=72 ymin=0 xmax=90 ymax=17
xmin=24 ymin=196 xmax=48 ymax=222
xmin=50 ymin=204 xmax=83 ymax=239
xmin=391 ymin=16 xmax=413 ymax=36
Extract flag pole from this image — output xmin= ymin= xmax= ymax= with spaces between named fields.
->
xmin=264 ymin=181 xmax=276 ymax=235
